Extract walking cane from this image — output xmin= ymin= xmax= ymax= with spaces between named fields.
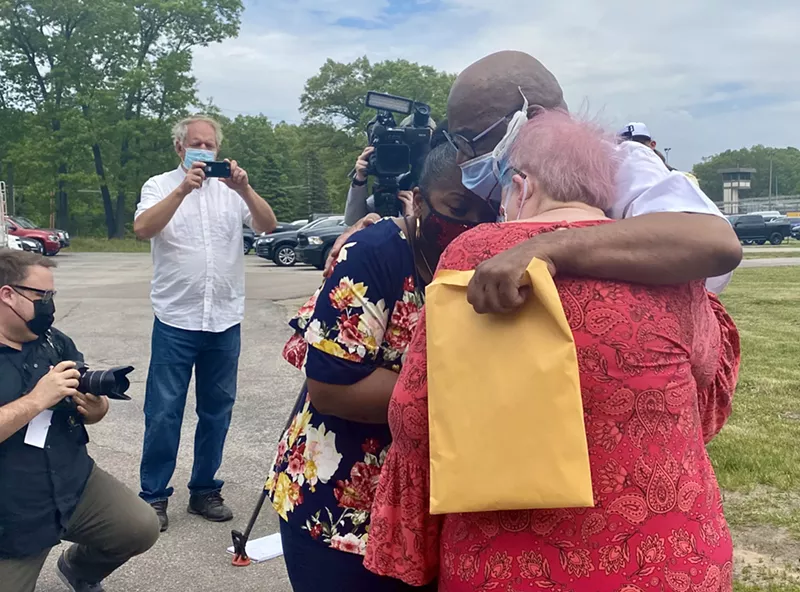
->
xmin=231 ymin=381 xmax=305 ymax=566
xmin=230 ymin=486 xmax=269 ymax=567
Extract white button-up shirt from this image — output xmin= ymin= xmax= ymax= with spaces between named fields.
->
xmin=135 ymin=167 xmax=253 ymax=333
xmin=610 ymin=142 xmax=732 ymax=294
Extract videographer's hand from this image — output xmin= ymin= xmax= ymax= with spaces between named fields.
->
xmin=73 ymin=392 xmax=109 ymax=425
xmin=398 ymin=191 xmax=414 ymax=217
xmin=178 ymin=161 xmax=206 ymax=197
xmin=323 ymin=213 xmax=381 ymax=278
xmin=354 ymin=147 xmax=374 ymax=182
xmin=30 ymin=361 xmax=81 ymax=410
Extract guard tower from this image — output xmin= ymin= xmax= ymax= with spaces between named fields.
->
xmin=719 ymin=168 xmax=755 ymax=214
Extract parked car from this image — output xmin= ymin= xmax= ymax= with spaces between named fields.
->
xmin=295 ymin=216 xmax=347 ymax=270
xmin=789 ymin=218 xmax=800 ymax=240
xmin=728 ymin=214 xmax=792 ymax=245
xmin=243 ymin=226 xmax=256 ymax=255
xmin=256 ymin=217 xmax=342 ymax=267
xmin=7 ymin=215 xmax=70 ymax=247
xmin=4 ymin=218 xmax=61 ymax=255
xmin=20 ymin=236 xmax=44 ymax=253
xmin=5 ymin=234 xmax=24 ymax=250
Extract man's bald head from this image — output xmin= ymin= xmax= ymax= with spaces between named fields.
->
xmin=448 ymin=51 xmax=566 ymax=160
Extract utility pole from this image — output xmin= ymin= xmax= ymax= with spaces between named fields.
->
xmin=769 ymin=158 xmax=773 ymax=209
xmin=306 ymin=156 xmax=312 ymax=219
xmin=664 ymin=148 xmax=671 ymax=165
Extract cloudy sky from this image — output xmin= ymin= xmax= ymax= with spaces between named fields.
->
xmin=193 ymin=0 xmax=800 ymax=171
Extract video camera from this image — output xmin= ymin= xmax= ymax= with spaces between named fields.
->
xmin=363 ymin=91 xmax=433 ymax=217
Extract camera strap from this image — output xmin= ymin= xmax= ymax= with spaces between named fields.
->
xmin=402 ymin=216 xmax=427 ymax=304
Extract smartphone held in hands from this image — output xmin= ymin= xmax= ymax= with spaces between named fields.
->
xmin=203 ymin=161 xmax=232 ymax=178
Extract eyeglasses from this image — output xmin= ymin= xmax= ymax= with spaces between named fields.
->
xmin=443 ymin=107 xmax=521 ymax=160
xmin=12 ymin=285 xmax=57 ymax=303
xmin=499 ymin=166 xmax=527 ymax=186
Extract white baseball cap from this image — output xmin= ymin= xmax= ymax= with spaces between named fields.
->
xmin=618 ymin=122 xmax=651 ymax=140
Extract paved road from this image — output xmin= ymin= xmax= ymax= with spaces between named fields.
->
xmin=740 ymin=257 xmax=800 ymax=268
xmin=36 ymin=253 xmax=321 ymax=592
xmin=742 ymin=246 xmax=800 ymax=253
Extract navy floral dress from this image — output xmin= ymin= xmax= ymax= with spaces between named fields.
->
xmin=267 ymin=219 xmax=423 ymax=557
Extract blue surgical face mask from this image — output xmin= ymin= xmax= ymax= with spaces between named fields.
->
xmin=183 ymin=147 xmax=216 ymax=170
xmin=459 ymin=153 xmax=502 ymax=208
xmin=459 ymin=87 xmax=532 ymax=211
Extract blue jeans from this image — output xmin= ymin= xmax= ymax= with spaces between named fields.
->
xmin=139 ymin=318 xmax=240 ymax=504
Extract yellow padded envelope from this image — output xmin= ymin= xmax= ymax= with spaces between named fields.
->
xmin=427 ymin=258 xmax=593 ymax=515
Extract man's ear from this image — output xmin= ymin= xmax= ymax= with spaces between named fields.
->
xmin=650 ymin=140 xmax=657 ymax=149
xmin=412 ymin=187 xmax=423 ymax=217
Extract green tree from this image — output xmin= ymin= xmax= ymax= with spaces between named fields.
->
xmin=0 ymin=0 xmax=243 ymax=237
xmin=304 ymin=150 xmax=330 ymax=216
xmin=300 ymin=56 xmax=455 ymax=134
xmin=692 ymin=145 xmax=800 ymax=201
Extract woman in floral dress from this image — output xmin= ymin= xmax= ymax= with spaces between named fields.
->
xmin=365 ymin=111 xmax=741 ymax=591
xmin=266 ymin=136 xmax=497 ymax=591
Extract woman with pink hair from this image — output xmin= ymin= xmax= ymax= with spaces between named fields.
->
xmin=365 ymin=110 xmax=740 ymax=591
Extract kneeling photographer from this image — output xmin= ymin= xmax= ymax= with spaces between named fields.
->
xmin=343 ymin=92 xmax=436 ymax=225
xmin=0 ymin=250 xmax=159 ymax=592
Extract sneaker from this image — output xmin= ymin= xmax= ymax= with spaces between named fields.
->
xmin=188 ymin=491 xmax=233 ymax=522
xmin=150 ymin=499 xmax=169 ymax=532
xmin=56 ymin=551 xmax=105 ymax=592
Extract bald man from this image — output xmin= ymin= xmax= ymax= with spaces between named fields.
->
xmin=446 ymin=51 xmax=740 ymax=312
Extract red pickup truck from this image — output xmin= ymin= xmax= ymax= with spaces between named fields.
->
xmin=4 ymin=217 xmax=62 ymax=255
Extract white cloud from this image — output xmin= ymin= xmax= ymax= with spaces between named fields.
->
xmin=194 ymin=0 xmax=800 ymax=171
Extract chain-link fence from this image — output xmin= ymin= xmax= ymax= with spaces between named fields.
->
xmin=714 ymin=195 xmax=800 ymax=215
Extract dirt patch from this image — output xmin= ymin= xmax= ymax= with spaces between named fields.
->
xmin=731 ymin=525 xmax=800 ymax=588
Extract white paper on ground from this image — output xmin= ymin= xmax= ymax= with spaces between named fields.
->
xmin=24 ymin=410 xmax=53 ymax=448
xmin=226 ymin=532 xmax=283 ymax=563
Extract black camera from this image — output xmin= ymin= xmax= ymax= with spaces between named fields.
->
xmin=49 ymin=363 xmax=134 ymax=413
xmin=75 ymin=362 xmax=134 ymax=400
xmin=363 ymin=91 xmax=433 ymax=217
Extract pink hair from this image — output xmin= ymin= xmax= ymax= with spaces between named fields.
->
xmin=507 ymin=110 xmax=620 ymax=211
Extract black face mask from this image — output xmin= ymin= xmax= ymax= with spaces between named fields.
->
xmin=10 ymin=289 xmax=56 ymax=337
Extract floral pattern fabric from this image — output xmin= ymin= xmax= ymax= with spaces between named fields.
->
xmin=267 ymin=219 xmax=422 ymax=556
xmin=364 ymin=221 xmax=741 ymax=591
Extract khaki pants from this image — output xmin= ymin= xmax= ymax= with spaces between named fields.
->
xmin=0 ymin=465 xmax=160 ymax=592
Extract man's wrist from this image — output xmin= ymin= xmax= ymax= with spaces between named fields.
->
xmin=173 ymin=186 xmax=190 ymax=200
xmin=351 ymin=175 xmax=368 ymax=186
xmin=521 ymin=233 xmax=561 ymax=277
xmin=26 ymin=386 xmax=50 ymax=414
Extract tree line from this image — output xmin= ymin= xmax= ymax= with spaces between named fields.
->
xmin=1 ymin=1 xmax=797 ymax=238
xmin=0 ymin=1 xmax=453 ymax=237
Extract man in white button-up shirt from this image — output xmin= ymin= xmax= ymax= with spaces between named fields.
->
xmin=133 ymin=116 xmax=276 ymax=531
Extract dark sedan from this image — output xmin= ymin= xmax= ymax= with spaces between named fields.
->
xmin=295 ymin=217 xmax=347 ymax=270
xmin=256 ymin=218 xmax=345 ymax=267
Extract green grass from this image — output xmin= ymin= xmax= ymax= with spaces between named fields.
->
xmin=712 ymin=267 xmax=800 ymax=587
xmin=67 ymin=237 xmax=150 ymax=253
xmin=735 ymin=584 xmax=800 ymax=592
xmin=713 ymin=267 xmax=800 ymax=491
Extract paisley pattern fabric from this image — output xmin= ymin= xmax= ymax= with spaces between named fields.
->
xmin=364 ymin=221 xmax=740 ymax=592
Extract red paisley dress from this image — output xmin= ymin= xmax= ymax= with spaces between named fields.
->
xmin=364 ymin=221 xmax=740 ymax=592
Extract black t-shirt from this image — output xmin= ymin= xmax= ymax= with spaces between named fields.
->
xmin=0 ymin=329 xmax=94 ymax=558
